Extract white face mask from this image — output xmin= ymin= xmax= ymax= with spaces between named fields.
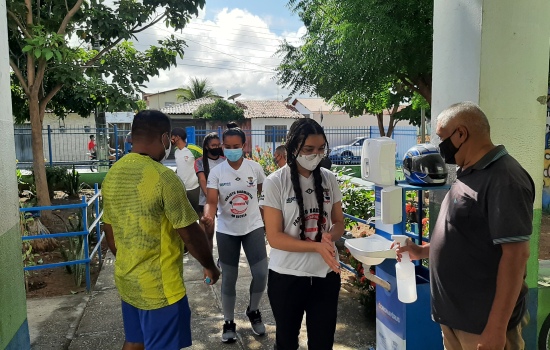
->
xmin=161 ymin=134 xmax=171 ymax=162
xmin=296 ymin=153 xmax=323 ymax=171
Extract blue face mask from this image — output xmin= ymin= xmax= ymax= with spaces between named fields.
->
xmin=224 ymin=148 xmax=243 ymax=162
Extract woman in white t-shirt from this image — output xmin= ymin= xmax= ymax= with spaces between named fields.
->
xmin=202 ymin=123 xmax=268 ymax=343
xmin=259 ymin=118 xmax=345 ymax=350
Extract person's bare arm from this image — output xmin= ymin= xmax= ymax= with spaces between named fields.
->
xmin=202 ymin=188 xmax=219 ymax=228
xmin=264 ymin=205 xmax=340 ymax=273
xmin=103 ymin=223 xmax=117 ymax=256
xmin=477 ymin=241 xmax=530 ymax=349
xmin=257 ymin=183 xmax=264 ymax=222
xmin=323 ymin=201 xmax=345 ymax=242
xmin=197 ymin=172 xmax=207 ymax=197
xmin=177 ymin=222 xmax=220 ymax=284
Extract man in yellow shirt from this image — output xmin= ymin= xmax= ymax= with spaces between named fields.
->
xmin=102 ymin=110 xmax=220 ymax=350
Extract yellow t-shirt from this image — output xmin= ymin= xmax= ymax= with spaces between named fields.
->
xmin=102 ymin=153 xmax=198 ymax=310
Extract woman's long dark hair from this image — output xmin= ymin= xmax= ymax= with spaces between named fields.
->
xmin=285 ymin=118 xmax=328 ymax=242
xmin=202 ymin=132 xmax=220 ymax=181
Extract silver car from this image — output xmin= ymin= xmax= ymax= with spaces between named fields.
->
xmin=329 ymin=136 xmax=367 ymax=164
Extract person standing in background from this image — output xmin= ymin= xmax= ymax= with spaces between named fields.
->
xmin=274 ymin=145 xmax=287 ymax=168
xmin=171 ymin=128 xmax=200 ymax=214
xmin=202 ymin=123 xmax=268 ymax=343
xmin=88 ymin=135 xmax=97 ymax=158
xmin=194 ymin=132 xmax=225 ymax=251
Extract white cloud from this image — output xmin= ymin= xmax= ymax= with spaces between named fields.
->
xmin=133 ymin=7 xmax=306 ymax=100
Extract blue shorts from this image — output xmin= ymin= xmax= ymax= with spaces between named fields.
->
xmin=121 ymin=296 xmax=192 ymax=349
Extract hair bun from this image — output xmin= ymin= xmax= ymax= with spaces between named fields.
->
xmin=226 ymin=122 xmax=239 ymax=129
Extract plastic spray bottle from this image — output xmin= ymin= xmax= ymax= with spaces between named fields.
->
xmin=391 ymin=235 xmax=417 ymax=303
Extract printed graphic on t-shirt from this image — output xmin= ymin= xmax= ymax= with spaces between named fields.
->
xmin=292 ymin=207 xmax=329 ymax=239
xmin=225 ymin=190 xmax=254 ymax=218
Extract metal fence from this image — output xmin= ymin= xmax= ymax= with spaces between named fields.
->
xmin=14 ymin=125 xmax=418 ymax=167
xmin=14 ymin=125 xmax=131 ymax=167
xmin=20 ymin=184 xmax=104 ymax=292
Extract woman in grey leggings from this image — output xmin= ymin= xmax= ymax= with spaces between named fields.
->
xmin=202 ymin=123 xmax=268 ymax=343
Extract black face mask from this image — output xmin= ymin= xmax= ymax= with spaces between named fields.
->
xmin=439 ymin=129 xmax=460 ymax=164
xmin=208 ymin=148 xmax=223 ymax=157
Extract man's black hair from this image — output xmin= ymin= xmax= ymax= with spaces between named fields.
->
xmin=90 ymin=135 xmax=95 ymax=140
xmin=132 ymin=110 xmax=171 ymax=140
xmin=171 ymin=127 xmax=187 ymax=141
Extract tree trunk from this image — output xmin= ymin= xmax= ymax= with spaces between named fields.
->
xmin=30 ymin=94 xmax=51 ymax=207
xmin=415 ymin=75 xmax=432 ymax=106
xmin=385 ymin=105 xmax=399 ymax=137
xmin=376 ymin=112 xmax=386 ymax=136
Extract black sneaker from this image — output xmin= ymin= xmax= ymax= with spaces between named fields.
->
xmin=246 ymin=306 xmax=266 ymax=336
xmin=222 ymin=320 xmax=237 ymax=343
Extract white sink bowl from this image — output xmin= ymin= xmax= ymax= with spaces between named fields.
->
xmin=344 ymin=235 xmax=396 ymax=266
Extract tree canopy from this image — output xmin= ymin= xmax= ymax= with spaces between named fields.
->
xmin=178 ymin=77 xmax=220 ymax=102
xmin=7 ymin=0 xmax=205 ymax=206
xmin=276 ymin=0 xmax=433 ymax=124
xmin=193 ymin=100 xmax=244 ymax=121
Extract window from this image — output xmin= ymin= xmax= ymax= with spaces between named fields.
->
xmin=265 ymin=125 xmax=287 ymax=143
xmin=84 ymin=125 xmax=91 ymax=133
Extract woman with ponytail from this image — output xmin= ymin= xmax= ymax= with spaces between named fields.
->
xmin=259 ymin=118 xmax=344 ymax=350
xmin=194 ymin=132 xmax=225 ymax=251
xmin=202 ymin=122 xmax=268 ymax=343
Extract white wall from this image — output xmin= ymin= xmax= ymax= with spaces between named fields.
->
xmin=146 ymin=90 xmax=180 ymax=110
xmin=294 ymin=100 xmax=414 ymax=128
xmin=431 ymin=0 xmax=483 ymax=140
xmin=249 ymin=118 xmax=298 ymax=152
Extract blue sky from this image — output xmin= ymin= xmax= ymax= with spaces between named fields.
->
xmin=136 ymin=0 xmax=308 ymax=100
xmin=201 ymin=0 xmax=303 ymax=33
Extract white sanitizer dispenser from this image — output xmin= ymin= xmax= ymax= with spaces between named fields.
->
xmin=361 ymin=137 xmax=396 ymax=186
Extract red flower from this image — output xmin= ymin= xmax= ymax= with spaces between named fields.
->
xmin=422 ymin=218 xmax=429 ymax=225
xmin=360 ymin=276 xmax=367 ymax=284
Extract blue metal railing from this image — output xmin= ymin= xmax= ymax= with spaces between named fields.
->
xmin=20 ymin=183 xmax=104 ymax=292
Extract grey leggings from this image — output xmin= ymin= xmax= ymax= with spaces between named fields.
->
xmin=216 ymin=227 xmax=268 ymax=321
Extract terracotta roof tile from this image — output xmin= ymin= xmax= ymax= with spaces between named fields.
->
xmin=236 ymin=100 xmax=303 ymax=119
xmin=161 ymin=97 xmax=220 ymax=115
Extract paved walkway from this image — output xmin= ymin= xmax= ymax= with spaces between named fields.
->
xmin=29 ymin=239 xmax=376 ymax=350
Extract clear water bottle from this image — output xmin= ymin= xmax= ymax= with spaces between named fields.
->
xmin=392 ymin=235 xmax=417 ymax=303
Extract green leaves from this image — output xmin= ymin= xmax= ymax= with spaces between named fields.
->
xmin=178 ymin=77 xmax=219 ymax=102
xmin=193 ymin=100 xmax=244 ymax=121
xmin=277 ymin=0 xmax=433 ymax=117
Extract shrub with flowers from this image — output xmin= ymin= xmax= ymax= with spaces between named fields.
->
xmin=246 ymin=145 xmax=278 ymax=176
xmin=405 ymin=191 xmax=430 ymax=238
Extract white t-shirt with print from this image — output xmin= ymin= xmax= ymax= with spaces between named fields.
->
xmin=207 ymin=159 xmax=265 ymax=236
xmin=259 ymin=165 xmax=342 ymax=277
xmin=175 ymin=147 xmax=199 ymax=190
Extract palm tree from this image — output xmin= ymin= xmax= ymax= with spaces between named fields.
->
xmin=177 ymin=77 xmax=220 ymax=101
